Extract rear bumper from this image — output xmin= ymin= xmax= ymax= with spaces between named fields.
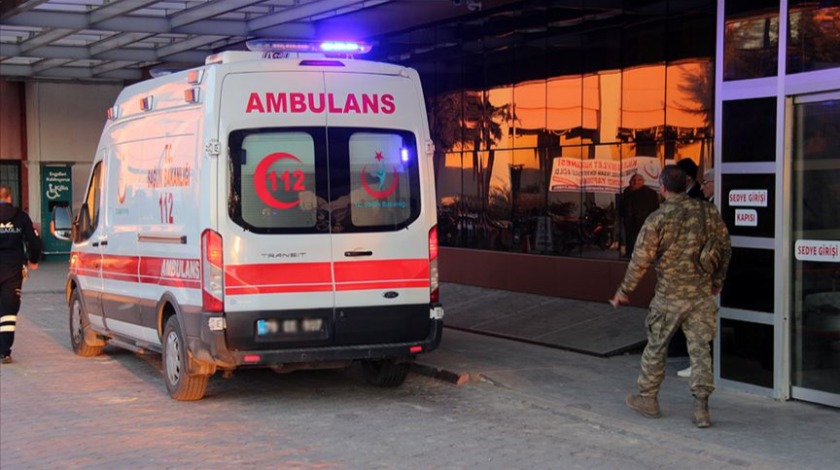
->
xmin=186 ymin=306 xmax=444 ymax=369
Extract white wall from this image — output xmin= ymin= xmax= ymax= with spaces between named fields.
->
xmin=25 ymin=81 xmax=123 ymax=216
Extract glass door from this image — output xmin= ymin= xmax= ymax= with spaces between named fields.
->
xmin=790 ymin=92 xmax=840 ymax=407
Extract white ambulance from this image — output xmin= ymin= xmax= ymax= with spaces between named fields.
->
xmin=52 ymin=41 xmax=444 ymax=400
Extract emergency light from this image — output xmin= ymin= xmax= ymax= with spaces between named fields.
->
xmin=245 ymin=39 xmax=372 ymax=55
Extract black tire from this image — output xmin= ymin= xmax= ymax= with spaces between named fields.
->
xmin=69 ymin=289 xmax=104 ymax=357
xmin=362 ymin=359 xmax=410 ymax=387
xmin=162 ymin=316 xmax=209 ymax=401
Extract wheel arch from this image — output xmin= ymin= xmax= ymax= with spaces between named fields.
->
xmin=65 ymin=274 xmax=79 ymax=304
xmin=155 ymin=291 xmax=182 ymax=342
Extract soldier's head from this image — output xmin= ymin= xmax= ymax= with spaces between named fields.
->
xmin=659 ymin=165 xmax=687 ymax=195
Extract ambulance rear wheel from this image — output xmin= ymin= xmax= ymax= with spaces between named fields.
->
xmin=69 ymin=289 xmax=104 ymax=357
xmin=362 ymin=359 xmax=410 ymax=387
xmin=163 ymin=316 xmax=209 ymax=401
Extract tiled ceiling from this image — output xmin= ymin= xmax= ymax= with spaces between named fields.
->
xmin=0 ymin=0 xmax=510 ymax=82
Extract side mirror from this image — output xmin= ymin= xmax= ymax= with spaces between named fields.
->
xmin=51 ymin=205 xmax=74 ymax=241
xmin=76 ymin=203 xmax=92 ymax=242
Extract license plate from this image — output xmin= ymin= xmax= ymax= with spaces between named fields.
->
xmin=256 ymin=317 xmax=324 ymax=336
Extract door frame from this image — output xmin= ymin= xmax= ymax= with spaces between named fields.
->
xmin=787 ymin=90 xmax=840 ymax=408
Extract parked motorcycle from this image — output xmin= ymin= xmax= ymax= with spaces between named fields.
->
xmin=553 ymin=203 xmax=615 ymax=254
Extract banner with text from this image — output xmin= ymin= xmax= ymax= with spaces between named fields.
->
xmin=549 ymin=156 xmax=662 ymax=193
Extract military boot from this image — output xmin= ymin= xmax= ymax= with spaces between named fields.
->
xmin=693 ymin=397 xmax=711 ymax=428
xmin=625 ymin=393 xmax=662 ymax=418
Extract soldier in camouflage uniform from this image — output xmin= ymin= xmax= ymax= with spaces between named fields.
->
xmin=610 ymin=165 xmax=731 ymax=428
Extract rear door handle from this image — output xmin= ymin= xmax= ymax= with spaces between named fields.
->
xmin=344 ymin=250 xmax=373 ymax=257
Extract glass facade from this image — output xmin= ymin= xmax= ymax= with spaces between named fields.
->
xmin=790 ymin=97 xmax=840 ymax=396
xmin=787 ymin=1 xmax=840 ymax=74
xmin=369 ymin=1 xmax=716 ymax=259
xmin=719 ymin=1 xmax=840 ymax=407
xmin=720 ymin=247 xmax=776 ymax=314
xmin=720 ymin=318 xmax=774 ymax=388
xmin=721 ymin=98 xmax=777 ymax=163
xmin=724 ymin=0 xmax=781 ymax=80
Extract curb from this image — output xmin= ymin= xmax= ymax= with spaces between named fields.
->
xmin=411 ymin=362 xmax=474 ymax=385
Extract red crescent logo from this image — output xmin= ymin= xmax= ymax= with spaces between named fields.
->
xmin=254 ymin=152 xmax=302 ymax=209
xmin=643 ymin=164 xmax=660 ymax=180
xmin=361 ymin=166 xmax=399 ymax=199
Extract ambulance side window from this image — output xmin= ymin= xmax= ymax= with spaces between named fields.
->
xmin=77 ymin=162 xmax=103 ymax=241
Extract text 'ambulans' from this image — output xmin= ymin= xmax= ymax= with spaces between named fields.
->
xmin=246 ymin=92 xmax=396 ymax=114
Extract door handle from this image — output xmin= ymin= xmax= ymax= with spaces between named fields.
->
xmin=92 ymin=240 xmax=108 ymax=247
xmin=344 ymin=250 xmax=373 ymax=257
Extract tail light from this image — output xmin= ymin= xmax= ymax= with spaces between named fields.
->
xmin=429 ymin=225 xmax=439 ymax=303
xmin=201 ymin=229 xmax=224 ymax=312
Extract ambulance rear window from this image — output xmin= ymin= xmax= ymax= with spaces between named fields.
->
xmin=233 ymin=132 xmax=317 ymax=231
xmin=228 ymin=127 xmax=420 ymax=234
xmin=347 ymin=132 xmax=414 ymax=227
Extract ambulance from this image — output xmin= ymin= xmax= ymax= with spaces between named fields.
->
xmin=52 ymin=41 xmax=444 ymax=400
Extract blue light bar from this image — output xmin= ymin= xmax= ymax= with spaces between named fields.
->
xmin=320 ymin=41 xmax=371 ymax=54
xmin=246 ymin=39 xmax=371 ymax=55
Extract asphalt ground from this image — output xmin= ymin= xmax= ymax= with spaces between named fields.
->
xmin=1 ymin=262 xmax=838 ymax=469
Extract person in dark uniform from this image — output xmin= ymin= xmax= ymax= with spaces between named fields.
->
xmin=620 ymin=173 xmax=660 ymax=258
xmin=0 ymin=185 xmax=42 ymax=364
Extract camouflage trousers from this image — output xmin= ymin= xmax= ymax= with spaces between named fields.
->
xmin=637 ymin=294 xmax=717 ymax=399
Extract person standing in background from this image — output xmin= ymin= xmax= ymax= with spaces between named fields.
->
xmin=677 ymin=166 xmax=718 ymax=378
xmin=668 ymin=158 xmax=707 ymax=361
xmin=610 ymin=165 xmax=731 ymax=428
xmin=0 ymin=185 xmax=42 ymax=364
xmin=701 ymin=168 xmax=715 ymax=202
xmin=621 ymin=173 xmax=660 ymax=258
xmin=677 ymin=158 xmax=706 ymax=201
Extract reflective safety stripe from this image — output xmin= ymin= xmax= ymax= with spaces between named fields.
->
xmin=0 ymin=325 xmax=16 ymax=332
xmin=0 ymin=315 xmax=17 ymax=323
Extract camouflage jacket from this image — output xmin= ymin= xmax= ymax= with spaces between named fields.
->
xmin=617 ymin=193 xmax=732 ymax=300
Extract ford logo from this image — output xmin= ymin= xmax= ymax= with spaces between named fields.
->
xmin=383 ymin=291 xmax=399 ymax=299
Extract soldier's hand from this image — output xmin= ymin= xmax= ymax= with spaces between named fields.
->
xmin=609 ymin=292 xmax=629 ymax=309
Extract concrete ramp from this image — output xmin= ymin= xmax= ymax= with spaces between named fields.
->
xmin=440 ymin=283 xmax=648 ymax=357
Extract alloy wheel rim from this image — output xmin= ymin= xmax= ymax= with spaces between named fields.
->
xmin=71 ymin=300 xmax=83 ymax=346
xmin=165 ymin=331 xmax=181 ymax=385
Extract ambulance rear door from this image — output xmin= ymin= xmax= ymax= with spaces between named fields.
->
xmin=323 ymin=71 xmax=432 ymax=346
xmin=218 ymin=70 xmax=336 ymax=350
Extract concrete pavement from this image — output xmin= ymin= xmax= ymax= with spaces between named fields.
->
xmin=9 ymin=261 xmax=840 ymax=468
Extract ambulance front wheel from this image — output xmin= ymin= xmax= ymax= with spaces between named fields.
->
xmin=361 ymin=359 xmax=410 ymax=387
xmin=69 ymin=289 xmax=104 ymax=357
xmin=163 ymin=316 xmax=209 ymax=401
